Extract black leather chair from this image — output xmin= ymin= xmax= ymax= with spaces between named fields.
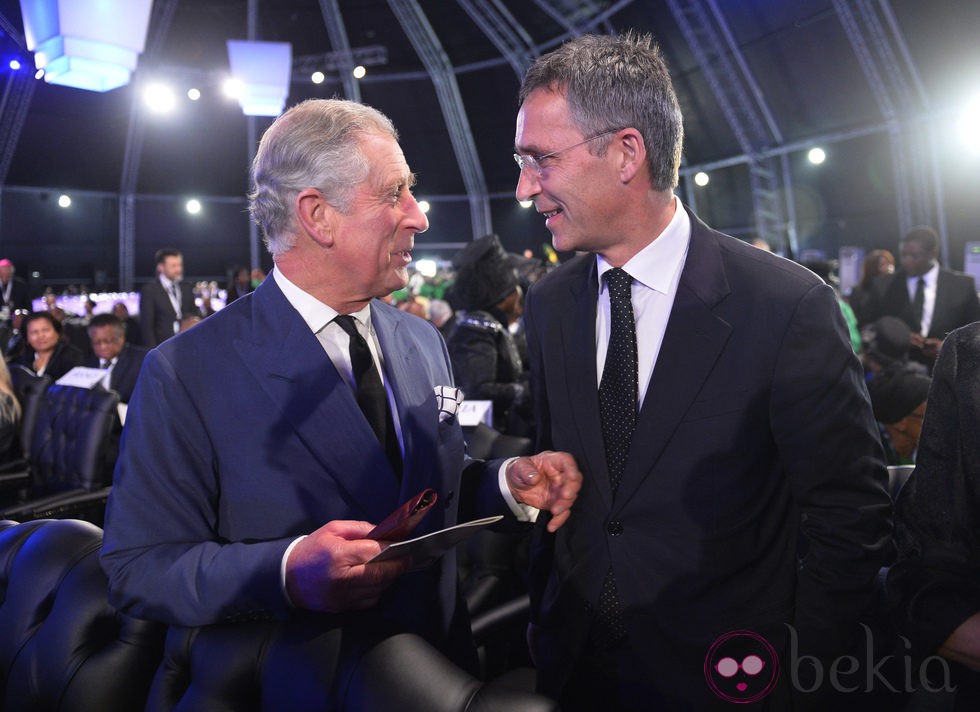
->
xmin=0 ymin=518 xmax=558 ymax=712
xmin=0 ymin=518 xmax=166 ymax=710
xmin=0 ymin=366 xmax=51 ymax=484
xmin=0 ymin=384 xmax=120 ymax=525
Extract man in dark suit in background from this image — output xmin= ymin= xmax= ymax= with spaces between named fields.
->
xmin=0 ymin=259 xmax=31 ymax=320
xmin=868 ymin=226 xmax=980 ymax=371
xmin=85 ymin=313 xmax=148 ymax=403
xmin=138 ymin=248 xmax=199 ymax=347
xmin=101 ymin=99 xmax=580 ymax=709
xmin=514 ymin=33 xmax=891 ymax=710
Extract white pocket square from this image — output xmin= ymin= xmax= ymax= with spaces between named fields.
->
xmin=434 ymin=385 xmax=463 ymax=423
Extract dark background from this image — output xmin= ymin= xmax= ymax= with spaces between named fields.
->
xmin=0 ymin=0 xmax=977 ymax=291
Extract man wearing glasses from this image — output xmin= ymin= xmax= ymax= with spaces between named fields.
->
xmin=514 ymin=32 xmax=891 ymax=710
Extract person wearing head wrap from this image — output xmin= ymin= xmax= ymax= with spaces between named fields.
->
xmin=446 ymin=234 xmax=533 ymax=437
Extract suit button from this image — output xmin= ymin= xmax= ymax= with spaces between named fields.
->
xmin=607 ymin=520 xmax=624 ymax=536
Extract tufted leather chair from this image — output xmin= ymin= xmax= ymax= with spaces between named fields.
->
xmin=0 ymin=384 xmax=120 ymax=524
xmin=0 ymin=518 xmax=166 ymax=710
xmin=0 ymin=518 xmax=557 ymax=712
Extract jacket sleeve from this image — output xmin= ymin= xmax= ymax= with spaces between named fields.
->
xmin=771 ymin=282 xmax=893 ymax=658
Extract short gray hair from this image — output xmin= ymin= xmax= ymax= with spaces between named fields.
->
xmin=248 ymin=99 xmax=398 ymax=256
xmin=519 ymin=32 xmax=683 ymax=192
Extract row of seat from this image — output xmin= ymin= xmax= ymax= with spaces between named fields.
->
xmin=0 ymin=517 xmax=557 ymax=711
xmin=0 ymin=365 xmax=119 ymax=524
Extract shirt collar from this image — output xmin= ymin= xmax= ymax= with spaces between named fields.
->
xmin=595 ymin=195 xmax=691 ymax=294
xmin=907 ymin=262 xmax=939 ymax=289
xmin=273 ymin=267 xmax=372 ymax=333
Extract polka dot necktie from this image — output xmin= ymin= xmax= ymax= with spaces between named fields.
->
xmin=599 ymin=267 xmax=638 ymax=492
xmin=593 ymin=267 xmax=636 ymax=649
xmin=334 ymin=315 xmax=402 ymax=477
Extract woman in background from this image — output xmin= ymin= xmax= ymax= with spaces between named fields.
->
xmin=0 ymin=357 xmax=21 ymax=462
xmin=16 ymin=311 xmax=83 ymax=381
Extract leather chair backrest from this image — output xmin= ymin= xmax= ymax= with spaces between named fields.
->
xmin=29 ymin=385 xmax=119 ymax=495
xmin=8 ymin=365 xmax=51 ymax=456
xmin=463 ymin=423 xmax=533 ymax=460
xmin=0 ymin=518 xmax=165 ymax=711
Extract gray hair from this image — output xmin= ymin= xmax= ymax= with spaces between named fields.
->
xmin=519 ymin=31 xmax=683 ymax=192
xmin=248 ymin=99 xmax=398 ymax=256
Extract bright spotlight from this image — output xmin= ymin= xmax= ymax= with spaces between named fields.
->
xmin=144 ymin=83 xmax=176 ymax=113
xmin=223 ymin=77 xmax=244 ymax=99
xmin=34 ymin=68 xmax=44 ymax=80
xmin=352 ymin=65 xmax=366 ymax=79
xmin=415 ymin=259 xmax=437 ymax=278
xmin=185 ymin=199 xmax=202 ymax=215
xmin=694 ymin=171 xmax=709 ymax=187
xmin=187 ymin=87 xmax=201 ymax=101
xmin=311 ymin=71 xmax=325 ymax=84
xmin=957 ymin=93 xmax=980 ymax=154
xmin=808 ymin=147 xmax=826 ymax=165
xmin=57 ymin=194 xmax=71 ymax=208
xmin=9 ymin=59 xmax=20 ymax=70
xmin=518 ymin=199 xmax=533 ymax=208
xmin=417 ymin=200 xmax=431 ymax=213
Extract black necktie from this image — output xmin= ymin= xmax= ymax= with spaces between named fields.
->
xmin=100 ymin=359 xmax=111 ymax=369
xmin=592 ymin=267 xmax=637 ymax=649
xmin=599 ymin=268 xmax=638 ymax=492
xmin=911 ymin=277 xmax=925 ymax=331
xmin=334 ymin=315 xmax=402 ymax=476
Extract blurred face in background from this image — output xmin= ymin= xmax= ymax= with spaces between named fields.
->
xmin=27 ymin=317 xmax=59 ymax=354
xmin=89 ymin=325 xmax=125 ymax=362
xmin=160 ymin=255 xmax=183 ymax=282
xmin=899 ymin=239 xmax=936 ymax=278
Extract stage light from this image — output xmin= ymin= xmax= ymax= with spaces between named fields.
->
xmin=222 ymin=77 xmax=243 ymax=99
xmin=694 ymin=171 xmax=709 ymax=186
xmin=957 ymin=93 xmax=980 ymax=154
xmin=417 ymin=200 xmax=430 ymax=213
xmin=808 ymin=147 xmax=826 ymax=164
xmin=20 ymin=0 xmax=153 ymax=92
xmin=9 ymin=59 xmax=20 ymax=70
xmin=187 ymin=87 xmax=201 ymax=101
xmin=518 ymin=199 xmax=533 ymax=208
xmin=143 ymin=83 xmax=176 ymax=113
xmin=57 ymin=194 xmax=70 ymax=208
xmin=311 ymin=71 xmax=325 ymax=84
xmin=186 ymin=199 xmax=202 ymax=215
xmin=226 ymin=40 xmax=292 ymax=117
xmin=352 ymin=65 xmax=366 ymax=79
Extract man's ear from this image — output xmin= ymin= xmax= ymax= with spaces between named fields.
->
xmin=617 ymin=128 xmax=647 ymax=183
xmin=296 ymin=188 xmax=335 ymax=247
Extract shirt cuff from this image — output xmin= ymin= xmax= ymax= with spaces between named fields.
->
xmin=281 ymin=535 xmax=307 ymax=607
xmin=498 ymin=457 xmax=539 ymax=523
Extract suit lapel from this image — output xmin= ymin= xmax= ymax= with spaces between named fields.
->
xmin=556 ymin=258 xmax=613 ymax=507
xmin=237 ymin=281 xmax=399 ymax=522
xmin=614 ymin=213 xmax=733 ymax=509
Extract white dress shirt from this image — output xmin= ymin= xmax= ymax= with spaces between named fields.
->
xmin=595 ymin=196 xmax=691 ymax=408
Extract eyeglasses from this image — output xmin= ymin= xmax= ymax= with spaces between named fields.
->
xmin=513 ymin=127 xmax=623 ymax=176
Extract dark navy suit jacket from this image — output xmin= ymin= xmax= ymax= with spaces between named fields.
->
xmin=101 ymin=276 xmax=510 ymax=661
xmin=523 ymin=207 xmax=892 ymax=708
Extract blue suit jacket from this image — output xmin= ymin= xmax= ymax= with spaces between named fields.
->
xmin=523 ymin=207 xmax=892 ymax=707
xmin=101 ymin=276 xmax=509 ymax=657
